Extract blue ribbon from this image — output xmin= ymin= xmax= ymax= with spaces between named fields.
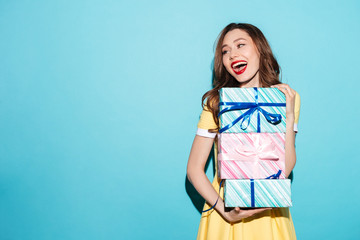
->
xmin=202 ymin=180 xmax=224 ymax=213
xmin=266 ymin=170 xmax=282 ymax=179
xmin=219 ymin=88 xmax=286 ymax=133
xmin=250 ymin=170 xmax=282 ymax=207
xmin=250 ymin=179 xmax=255 ymax=207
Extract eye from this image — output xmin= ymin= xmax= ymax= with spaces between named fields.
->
xmin=222 ymin=49 xmax=229 ymax=55
xmin=237 ymin=44 xmax=245 ymax=48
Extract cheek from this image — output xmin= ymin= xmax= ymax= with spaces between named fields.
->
xmin=223 ymin=57 xmax=231 ymax=69
xmin=249 ymin=54 xmax=260 ymax=68
xmin=224 ymin=65 xmax=235 ymax=76
xmin=254 ymin=53 xmax=261 ymax=66
xmin=222 ymin=57 xmax=227 ymax=67
xmin=254 ymin=57 xmax=260 ymax=68
xmin=223 ymin=63 xmax=232 ymax=73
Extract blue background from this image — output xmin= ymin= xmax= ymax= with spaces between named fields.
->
xmin=1 ymin=0 xmax=359 ymax=239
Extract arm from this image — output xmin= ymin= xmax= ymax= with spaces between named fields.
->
xmin=271 ymin=84 xmax=298 ymax=177
xmin=187 ymin=135 xmax=270 ymax=222
xmin=187 ymin=135 xmax=224 ymax=213
xmin=284 ymin=112 xmax=296 ymax=177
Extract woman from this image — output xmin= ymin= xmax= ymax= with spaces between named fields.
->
xmin=187 ymin=23 xmax=300 ymax=240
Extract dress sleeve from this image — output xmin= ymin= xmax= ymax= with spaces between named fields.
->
xmin=196 ymin=106 xmax=218 ymax=138
xmin=293 ymin=92 xmax=301 ymax=132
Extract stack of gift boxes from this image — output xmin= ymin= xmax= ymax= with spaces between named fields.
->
xmin=218 ymin=87 xmax=292 ymax=208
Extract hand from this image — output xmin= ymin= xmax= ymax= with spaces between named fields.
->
xmin=271 ymin=84 xmax=296 ymax=118
xmin=222 ymin=207 xmax=271 ymax=223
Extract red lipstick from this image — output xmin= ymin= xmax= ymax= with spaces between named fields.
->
xmin=231 ymin=60 xmax=247 ymax=75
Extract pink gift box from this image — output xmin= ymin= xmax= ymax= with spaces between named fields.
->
xmin=218 ymin=133 xmax=286 ymax=179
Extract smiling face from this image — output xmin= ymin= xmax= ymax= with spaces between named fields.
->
xmin=221 ymin=29 xmax=261 ymax=87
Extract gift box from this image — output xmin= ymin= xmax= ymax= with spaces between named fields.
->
xmin=219 ymin=87 xmax=286 ymax=133
xmin=218 ymin=133 xmax=286 ymax=179
xmin=224 ymin=179 xmax=292 ymax=207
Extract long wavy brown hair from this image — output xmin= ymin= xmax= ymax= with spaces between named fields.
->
xmin=202 ymin=23 xmax=282 ymax=132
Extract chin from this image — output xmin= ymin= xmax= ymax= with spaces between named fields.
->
xmin=234 ymin=76 xmax=251 ymax=83
xmin=233 ymin=71 xmax=259 ymax=84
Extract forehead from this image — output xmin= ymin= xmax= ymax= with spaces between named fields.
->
xmin=222 ymin=29 xmax=252 ymax=46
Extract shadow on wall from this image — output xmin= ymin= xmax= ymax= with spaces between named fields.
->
xmin=289 ymin=171 xmax=293 ymax=182
xmin=185 ymin=146 xmax=215 ymax=214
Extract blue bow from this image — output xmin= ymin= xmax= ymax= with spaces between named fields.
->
xmin=265 ymin=170 xmax=282 ymax=179
xmin=219 ymin=88 xmax=286 ymax=133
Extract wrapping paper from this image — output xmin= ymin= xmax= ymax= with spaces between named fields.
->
xmin=224 ymin=179 xmax=292 ymax=207
xmin=219 ymin=87 xmax=286 ymax=133
xmin=218 ymin=133 xmax=286 ymax=179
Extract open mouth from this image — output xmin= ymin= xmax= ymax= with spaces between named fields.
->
xmin=231 ymin=61 xmax=247 ymax=75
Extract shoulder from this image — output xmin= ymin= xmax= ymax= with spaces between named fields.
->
xmin=197 ymin=105 xmax=218 ymax=130
xmin=196 ymin=97 xmax=218 ymax=138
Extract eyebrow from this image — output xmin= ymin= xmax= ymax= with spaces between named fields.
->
xmin=222 ymin=38 xmax=246 ymax=48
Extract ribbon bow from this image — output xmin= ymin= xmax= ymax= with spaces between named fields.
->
xmin=219 ymin=88 xmax=286 ymax=133
xmin=234 ymin=136 xmax=279 ymax=161
xmin=218 ymin=135 xmax=279 ymax=162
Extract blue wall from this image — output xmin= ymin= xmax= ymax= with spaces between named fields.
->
xmin=1 ymin=0 xmax=359 ymax=239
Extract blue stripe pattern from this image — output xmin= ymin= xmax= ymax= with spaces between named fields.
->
xmin=224 ymin=179 xmax=292 ymax=207
xmin=250 ymin=179 xmax=255 ymax=207
xmin=219 ymin=88 xmax=287 ymax=133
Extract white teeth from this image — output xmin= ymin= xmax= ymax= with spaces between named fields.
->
xmin=233 ymin=62 xmax=246 ymax=67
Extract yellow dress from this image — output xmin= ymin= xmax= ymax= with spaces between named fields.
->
xmin=196 ymin=92 xmax=301 ymax=240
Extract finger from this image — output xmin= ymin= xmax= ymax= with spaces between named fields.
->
xmin=253 ymin=208 xmax=270 ymax=212
xmin=271 ymin=83 xmax=287 ymax=88
xmin=270 ymin=84 xmax=282 ymax=88
xmin=275 ymin=86 xmax=289 ymax=98
xmin=271 ymin=84 xmax=287 ymax=93
xmin=234 ymin=207 xmax=240 ymax=212
xmin=270 ymin=84 xmax=293 ymax=101
xmin=272 ymin=83 xmax=290 ymax=91
xmin=290 ymin=88 xmax=296 ymax=96
xmin=260 ymin=208 xmax=272 ymax=211
xmin=282 ymin=84 xmax=294 ymax=96
xmin=245 ymin=208 xmax=270 ymax=216
xmin=280 ymin=84 xmax=295 ymax=97
xmin=285 ymin=87 xmax=293 ymax=97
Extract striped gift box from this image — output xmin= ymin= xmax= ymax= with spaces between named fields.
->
xmin=219 ymin=88 xmax=286 ymax=133
xmin=224 ymin=179 xmax=292 ymax=208
xmin=218 ymin=133 xmax=286 ymax=179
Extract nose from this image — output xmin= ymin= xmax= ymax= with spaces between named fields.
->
xmin=229 ymin=49 xmax=239 ymax=60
